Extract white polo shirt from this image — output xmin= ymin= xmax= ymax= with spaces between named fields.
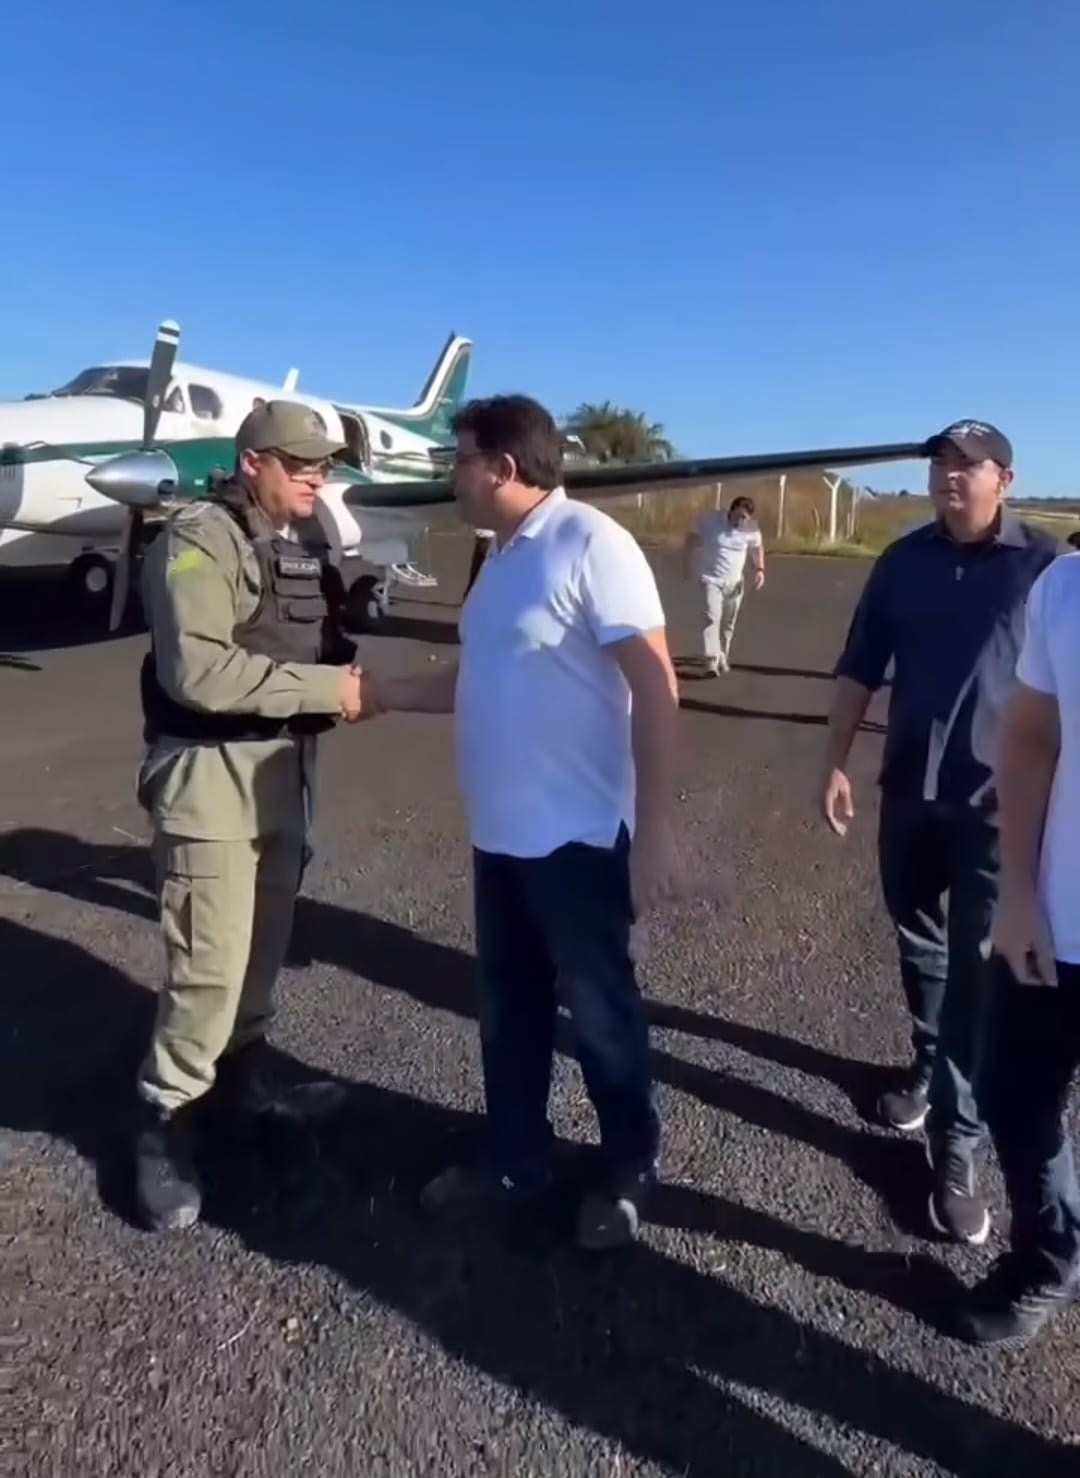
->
xmin=455 ymin=488 xmax=665 ymax=858
xmin=695 ymin=511 xmax=763 ymax=587
xmin=1015 ymin=552 xmax=1080 ymax=964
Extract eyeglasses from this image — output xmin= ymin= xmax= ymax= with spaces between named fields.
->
xmin=267 ymin=450 xmax=331 ymax=480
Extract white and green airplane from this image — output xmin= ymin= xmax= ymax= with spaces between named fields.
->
xmin=0 ymin=319 xmax=472 ymax=619
xmin=79 ymin=320 xmax=926 ymax=634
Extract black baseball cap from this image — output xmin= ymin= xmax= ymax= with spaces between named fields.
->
xmin=923 ymin=419 xmax=1013 ymax=469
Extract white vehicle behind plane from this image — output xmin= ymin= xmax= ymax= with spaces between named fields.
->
xmin=0 ymin=322 xmax=471 ymax=613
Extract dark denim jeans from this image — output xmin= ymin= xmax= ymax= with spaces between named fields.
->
xmin=473 ymin=825 xmax=659 ymax=1193
xmin=979 ymin=955 xmax=1080 ymax=1287
xmin=877 ymin=793 xmax=1000 ymax=1153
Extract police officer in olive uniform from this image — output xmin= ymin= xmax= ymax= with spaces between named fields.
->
xmin=134 ymin=400 xmax=367 ymax=1232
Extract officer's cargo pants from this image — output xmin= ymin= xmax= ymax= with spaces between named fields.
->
xmin=138 ymin=831 xmax=303 ymax=1112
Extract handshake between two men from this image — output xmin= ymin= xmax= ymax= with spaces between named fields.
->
xmin=336 ymin=661 xmax=380 ymax=724
xmin=334 ymin=659 xmax=454 ymax=725
xmin=326 ymin=654 xmax=718 ymax=926
xmin=335 ymin=662 xmax=390 ymax=724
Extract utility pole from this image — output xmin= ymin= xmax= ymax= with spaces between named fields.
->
xmin=777 ymin=473 xmax=786 ymax=539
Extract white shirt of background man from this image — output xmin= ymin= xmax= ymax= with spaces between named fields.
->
xmin=694 ymin=511 xmax=763 ymax=587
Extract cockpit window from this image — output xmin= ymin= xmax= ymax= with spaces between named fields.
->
xmin=189 ymin=384 xmax=224 ymax=421
xmin=50 ymin=366 xmax=150 ymax=402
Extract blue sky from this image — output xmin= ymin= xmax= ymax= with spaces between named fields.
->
xmin=2 ymin=0 xmax=1078 ymax=494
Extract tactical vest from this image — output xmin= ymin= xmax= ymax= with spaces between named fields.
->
xmin=140 ymin=485 xmax=350 ymax=745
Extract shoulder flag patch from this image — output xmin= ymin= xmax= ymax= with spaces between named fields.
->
xmin=167 ymin=547 xmax=210 ymax=577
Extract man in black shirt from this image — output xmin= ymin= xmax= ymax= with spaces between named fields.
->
xmin=819 ymin=421 xmax=1058 ymax=1245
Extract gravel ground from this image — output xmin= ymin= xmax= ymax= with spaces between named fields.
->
xmin=1 ymin=539 xmax=1078 ymax=1478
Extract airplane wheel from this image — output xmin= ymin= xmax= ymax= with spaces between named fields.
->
xmin=343 ymin=574 xmax=386 ymax=633
xmin=67 ymin=551 xmax=146 ymax=632
xmin=66 ymin=554 xmax=113 ymax=617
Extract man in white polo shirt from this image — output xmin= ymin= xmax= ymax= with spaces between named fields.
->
xmin=956 ymin=550 xmax=1080 ymax=1345
xmin=370 ymin=393 xmax=682 ymax=1249
xmin=682 ymin=494 xmax=765 ymax=674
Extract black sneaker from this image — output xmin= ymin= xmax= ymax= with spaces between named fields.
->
xmin=419 ymin=1164 xmax=561 ymax=1253
xmin=877 ymin=1062 xmax=931 ymax=1132
xmin=214 ymin=1040 xmax=347 ymax=1123
xmin=927 ymin=1142 xmax=990 ymax=1246
xmin=134 ymin=1102 xmax=202 ymax=1232
xmin=420 ymin=1163 xmax=550 ymax=1218
xmin=957 ymin=1253 xmax=1078 ymax=1347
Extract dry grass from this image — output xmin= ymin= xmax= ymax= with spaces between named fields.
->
xmin=606 ymin=475 xmax=1080 ymax=556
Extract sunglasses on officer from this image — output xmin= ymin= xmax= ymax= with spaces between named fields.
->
xmin=263 ymin=449 xmax=333 ymax=482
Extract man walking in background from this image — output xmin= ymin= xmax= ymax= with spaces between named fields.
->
xmin=683 ymin=494 xmax=765 ymax=674
xmin=819 ymin=420 xmax=1057 ymax=1247
xmin=368 ymin=393 xmax=683 ymax=1250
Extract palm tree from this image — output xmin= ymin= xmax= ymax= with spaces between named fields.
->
xmin=563 ymin=402 xmax=677 ymax=464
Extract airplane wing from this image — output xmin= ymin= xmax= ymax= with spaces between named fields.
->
xmin=337 ymin=439 xmax=925 ymax=512
xmin=563 ymin=440 xmax=924 ymax=500
xmin=84 ymin=396 xmax=927 ymax=631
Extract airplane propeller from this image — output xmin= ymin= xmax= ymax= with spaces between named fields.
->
xmin=108 ymin=319 xmax=180 ymax=631
xmin=143 ymin=320 xmax=181 ymax=446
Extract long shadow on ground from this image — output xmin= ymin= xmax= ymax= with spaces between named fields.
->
xmin=678 ymin=695 xmax=886 ymax=733
xmin=0 ymin=829 xmax=930 ymax=1240
xmin=1 ymin=832 xmax=1074 ymax=1475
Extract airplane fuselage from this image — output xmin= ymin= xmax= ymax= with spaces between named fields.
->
xmin=0 ymin=347 xmax=464 ymax=565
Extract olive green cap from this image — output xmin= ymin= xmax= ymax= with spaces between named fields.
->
xmin=235 ymin=400 xmax=345 ymax=460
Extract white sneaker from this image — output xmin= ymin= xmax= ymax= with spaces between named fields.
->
xmin=390 ymin=562 xmax=438 ymax=588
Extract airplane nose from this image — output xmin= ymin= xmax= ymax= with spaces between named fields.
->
xmin=85 ymin=450 xmax=179 ymax=508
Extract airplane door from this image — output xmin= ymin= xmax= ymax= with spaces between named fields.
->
xmin=336 ymin=411 xmax=371 ymax=471
xmin=188 ymin=383 xmax=226 ymax=437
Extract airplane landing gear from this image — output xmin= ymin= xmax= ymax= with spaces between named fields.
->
xmin=66 ymin=553 xmax=114 ymax=620
xmin=342 ymin=572 xmax=391 ymax=633
xmin=67 ymin=545 xmax=151 ymax=634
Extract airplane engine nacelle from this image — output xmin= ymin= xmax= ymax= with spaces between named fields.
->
xmin=313 ymin=480 xmax=409 ymax=571
xmin=313 ymin=479 xmax=363 ymax=555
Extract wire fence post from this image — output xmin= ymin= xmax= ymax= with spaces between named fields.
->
xmin=823 ymin=475 xmax=842 ymax=544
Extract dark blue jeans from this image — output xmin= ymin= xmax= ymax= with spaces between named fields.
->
xmin=473 ymin=825 xmax=659 ymax=1193
xmin=877 ymin=793 xmax=1000 ymax=1154
xmin=979 ymin=956 xmax=1080 ymax=1287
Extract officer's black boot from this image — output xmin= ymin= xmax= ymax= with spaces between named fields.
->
xmin=214 ymin=1038 xmax=347 ymax=1124
xmin=134 ymin=1100 xmax=202 ymax=1232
